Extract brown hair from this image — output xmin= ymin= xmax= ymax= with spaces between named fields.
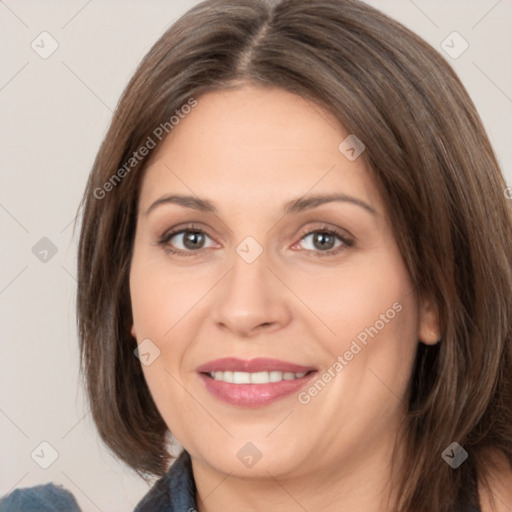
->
xmin=76 ymin=0 xmax=512 ymax=510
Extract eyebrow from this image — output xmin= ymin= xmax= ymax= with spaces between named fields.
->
xmin=144 ymin=193 xmax=377 ymax=217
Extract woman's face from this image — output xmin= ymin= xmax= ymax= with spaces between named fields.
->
xmin=129 ymin=85 xmax=438 ymax=480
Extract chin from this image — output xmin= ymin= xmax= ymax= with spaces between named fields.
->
xmin=191 ymin=436 xmax=310 ymax=478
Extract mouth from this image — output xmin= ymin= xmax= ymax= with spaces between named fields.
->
xmin=196 ymin=358 xmax=317 ymax=408
xmin=206 ymin=370 xmax=310 ymax=384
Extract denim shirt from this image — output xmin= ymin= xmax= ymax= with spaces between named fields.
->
xmin=0 ymin=450 xmax=481 ymax=512
xmin=0 ymin=483 xmax=82 ymax=512
xmin=134 ymin=450 xmax=197 ymax=511
xmin=0 ymin=451 xmax=196 ymax=512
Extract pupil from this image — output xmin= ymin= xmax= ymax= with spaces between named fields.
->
xmin=315 ymin=233 xmax=334 ymax=250
xmin=184 ymin=231 xmax=203 ymax=249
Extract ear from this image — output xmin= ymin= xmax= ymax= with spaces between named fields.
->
xmin=130 ymin=324 xmax=137 ymax=339
xmin=418 ymin=295 xmax=441 ymax=345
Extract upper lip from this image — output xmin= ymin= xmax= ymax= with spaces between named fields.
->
xmin=197 ymin=357 xmax=316 ymax=374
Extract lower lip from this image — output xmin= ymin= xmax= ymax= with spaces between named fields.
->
xmin=199 ymin=372 xmax=316 ymax=408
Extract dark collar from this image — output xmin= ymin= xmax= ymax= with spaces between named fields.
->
xmin=133 ymin=450 xmax=197 ymax=512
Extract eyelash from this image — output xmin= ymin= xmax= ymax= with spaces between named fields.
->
xmin=156 ymin=223 xmax=354 ymax=258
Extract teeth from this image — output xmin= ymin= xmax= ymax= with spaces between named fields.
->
xmin=250 ymin=371 xmax=269 ymax=384
xmin=269 ymin=371 xmax=283 ymax=383
xmin=234 ymin=371 xmax=250 ymax=384
xmin=209 ymin=370 xmax=308 ymax=384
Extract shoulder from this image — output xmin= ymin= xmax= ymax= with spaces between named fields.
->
xmin=0 ymin=483 xmax=82 ymax=511
xmin=478 ymin=450 xmax=512 ymax=512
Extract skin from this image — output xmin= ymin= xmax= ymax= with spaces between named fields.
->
xmin=129 ymin=84 xmax=442 ymax=512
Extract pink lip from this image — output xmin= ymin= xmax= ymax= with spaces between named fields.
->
xmin=197 ymin=358 xmax=317 ymax=408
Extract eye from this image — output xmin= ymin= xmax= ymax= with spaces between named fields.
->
xmin=156 ymin=223 xmax=354 ymax=258
xmin=293 ymin=225 xmax=354 ymax=257
xmin=157 ymin=224 xmax=217 ymax=256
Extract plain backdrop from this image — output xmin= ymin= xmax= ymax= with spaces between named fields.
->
xmin=1 ymin=1 xmax=511 ymax=510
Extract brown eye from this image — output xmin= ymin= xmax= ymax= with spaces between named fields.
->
xmin=294 ymin=227 xmax=354 ymax=257
xmin=180 ymin=231 xmax=206 ymax=250
xmin=310 ymin=232 xmax=337 ymax=250
xmin=157 ymin=226 xmax=217 ymax=256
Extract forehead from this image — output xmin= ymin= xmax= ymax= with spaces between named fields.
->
xmin=139 ymin=85 xmax=382 ymax=215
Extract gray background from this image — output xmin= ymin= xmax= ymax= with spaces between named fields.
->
xmin=1 ymin=1 xmax=511 ymax=510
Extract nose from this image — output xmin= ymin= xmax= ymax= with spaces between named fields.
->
xmin=211 ymin=248 xmax=292 ymax=339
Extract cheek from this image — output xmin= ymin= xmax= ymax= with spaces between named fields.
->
xmin=130 ymin=256 xmax=195 ymax=430
xmin=292 ymin=251 xmax=416 ymax=349
xmin=301 ymin=248 xmax=419 ymax=400
xmin=129 ymin=249 xmax=211 ymax=413
xmin=129 ymin=252 xmax=208 ymax=338
xmin=325 ymin=256 xmax=418 ymax=401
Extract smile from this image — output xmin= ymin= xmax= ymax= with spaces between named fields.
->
xmin=208 ymin=370 xmax=307 ymax=384
xmin=197 ymin=358 xmax=317 ymax=407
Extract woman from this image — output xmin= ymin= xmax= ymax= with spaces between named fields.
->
xmin=3 ymin=0 xmax=511 ymax=511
